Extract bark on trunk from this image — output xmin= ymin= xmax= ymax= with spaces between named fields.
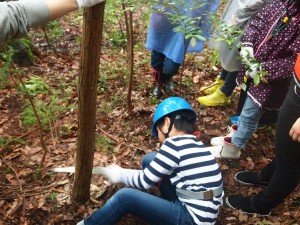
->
xmin=72 ymin=2 xmax=105 ymax=203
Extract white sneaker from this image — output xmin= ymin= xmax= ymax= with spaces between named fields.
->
xmin=77 ymin=220 xmax=85 ymax=225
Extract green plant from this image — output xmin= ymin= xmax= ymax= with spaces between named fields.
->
xmin=0 ymin=135 xmax=27 ymax=148
xmin=0 ymin=38 xmax=34 ymax=88
xmin=149 ymin=95 xmax=160 ymax=105
xmin=240 ymin=46 xmax=269 ymax=86
xmin=19 ymin=75 xmax=49 ymax=96
xmin=215 ymin=21 xmax=244 ymax=49
xmin=214 ymin=20 xmax=269 ymax=86
xmin=0 ymin=135 xmax=7 ymax=147
xmin=5 ymin=167 xmax=12 ymax=174
xmin=47 ymin=191 xmax=58 ymax=203
xmin=260 ymin=219 xmax=271 ymax=225
xmin=108 ymin=30 xmax=127 ymax=47
xmin=45 ymin=20 xmax=64 ymax=39
xmin=208 ymin=49 xmax=220 ymax=67
xmin=95 ymin=135 xmax=114 ymax=152
xmin=20 ymin=77 xmax=71 ymax=130
xmin=181 ymin=74 xmax=193 ymax=87
xmin=151 ymin=0 xmax=207 ymax=47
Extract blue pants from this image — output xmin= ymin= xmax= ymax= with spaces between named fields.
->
xmin=151 ymin=50 xmax=180 ymax=79
xmin=219 ymin=69 xmax=238 ymax=96
xmin=232 ymin=96 xmax=265 ymax=148
xmin=83 ymin=152 xmax=194 ymax=225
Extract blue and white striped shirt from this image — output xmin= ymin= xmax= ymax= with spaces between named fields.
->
xmin=122 ymin=134 xmax=223 ymax=225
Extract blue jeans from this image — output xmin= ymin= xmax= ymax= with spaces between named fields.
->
xmin=219 ymin=69 xmax=238 ymax=96
xmin=151 ymin=50 xmax=180 ymax=79
xmin=232 ymin=96 xmax=265 ymax=148
xmin=83 ymin=152 xmax=194 ymax=225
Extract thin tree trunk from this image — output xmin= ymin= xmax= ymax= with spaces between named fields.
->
xmin=122 ymin=3 xmax=134 ymax=112
xmin=72 ymin=2 xmax=105 ymax=203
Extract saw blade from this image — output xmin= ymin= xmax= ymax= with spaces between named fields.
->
xmin=52 ymin=166 xmax=105 ymax=174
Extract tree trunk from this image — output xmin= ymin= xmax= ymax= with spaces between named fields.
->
xmin=72 ymin=2 xmax=105 ymax=203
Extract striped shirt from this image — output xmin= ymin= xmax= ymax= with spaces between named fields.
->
xmin=121 ymin=134 xmax=223 ymax=225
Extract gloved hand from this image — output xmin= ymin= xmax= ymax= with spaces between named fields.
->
xmin=97 ymin=164 xmax=142 ymax=185
xmin=98 ymin=164 xmax=124 ymax=184
xmin=240 ymin=46 xmax=254 ymax=65
xmin=246 ymin=64 xmax=259 ymax=79
xmin=75 ymin=0 xmax=105 ymax=8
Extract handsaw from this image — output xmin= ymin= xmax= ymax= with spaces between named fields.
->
xmin=52 ymin=166 xmax=142 ymax=174
xmin=52 ymin=166 xmax=105 ymax=174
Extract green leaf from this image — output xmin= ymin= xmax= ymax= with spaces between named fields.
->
xmin=193 ymin=35 xmax=206 ymax=41
xmin=190 ymin=37 xmax=197 ymax=47
xmin=253 ymin=74 xmax=261 ymax=86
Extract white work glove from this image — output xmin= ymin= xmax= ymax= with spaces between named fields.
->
xmin=98 ymin=164 xmax=142 ymax=185
xmin=76 ymin=0 xmax=105 ymax=8
xmin=98 ymin=164 xmax=124 ymax=184
xmin=246 ymin=64 xmax=259 ymax=79
xmin=240 ymin=46 xmax=254 ymax=66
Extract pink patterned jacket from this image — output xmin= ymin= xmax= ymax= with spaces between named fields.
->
xmin=238 ymin=0 xmax=300 ymax=109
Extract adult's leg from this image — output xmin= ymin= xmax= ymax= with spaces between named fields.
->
xmin=151 ymin=51 xmax=165 ymax=97
xmin=219 ymin=68 xmax=228 ymax=80
xmin=151 ymin=50 xmax=165 ymax=71
xmin=254 ymin=81 xmax=300 ymax=211
xmin=220 ymin=71 xmax=238 ymax=96
xmin=163 ymin=57 xmax=180 ymax=79
xmin=84 ymin=188 xmax=193 ymax=225
xmin=231 ymin=96 xmax=265 ymax=148
xmin=142 ymin=152 xmax=177 ymax=201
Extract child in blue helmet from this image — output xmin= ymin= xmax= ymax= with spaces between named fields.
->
xmin=77 ymin=97 xmax=224 ymax=225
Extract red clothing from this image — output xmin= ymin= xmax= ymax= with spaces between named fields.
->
xmin=238 ymin=0 xmax=300 ymax=109
xmin=294 ymin=53 xmax=300 ymax=86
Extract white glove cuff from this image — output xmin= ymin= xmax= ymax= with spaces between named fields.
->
xmin=241 ymin=42 xmax=253 ymax=48
xmin=76 ymin=0 xmax=104 ymax=8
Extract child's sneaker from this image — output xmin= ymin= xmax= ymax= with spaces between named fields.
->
xmin=234 ymin=171 xmax=269 ymax=188
xmin=226 ymin=195 xmax=271 ymax=216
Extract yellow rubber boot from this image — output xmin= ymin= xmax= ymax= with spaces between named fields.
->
xmin=200 ymin=76 xmax=225 ymax=95
xmin=197 ymin=88 xmax=230 ymax=107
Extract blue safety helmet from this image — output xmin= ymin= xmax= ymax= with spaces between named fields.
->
xmin=152 ymin=97 xmax=196 ymax=138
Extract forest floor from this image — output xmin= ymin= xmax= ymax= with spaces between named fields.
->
xmin=0 ymin=6 xmax=299 ymax=225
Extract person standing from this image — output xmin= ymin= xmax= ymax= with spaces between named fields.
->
xmin=225 ymin=53 xmax=300 ymax=215
xmin=0 ymin=0 xmax=105 ymax=43
xmin=146 ymin=0 xmax=219 ymax=98
xmin=197 ymin=0 xmax=272 ymax=107
xmin=209 ymin=0 xmax=300 ymax=159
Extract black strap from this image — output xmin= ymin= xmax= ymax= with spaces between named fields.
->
xmin=236 ymin=75 xmax=252 ymax=115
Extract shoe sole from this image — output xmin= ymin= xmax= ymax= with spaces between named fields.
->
xmin=198 ymin=101 xmax=231 ymax=107
xmin=234 ymin=173 xmax=268 ymax=188
xmin=225 ymin=197 xmax=271 ymax=216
